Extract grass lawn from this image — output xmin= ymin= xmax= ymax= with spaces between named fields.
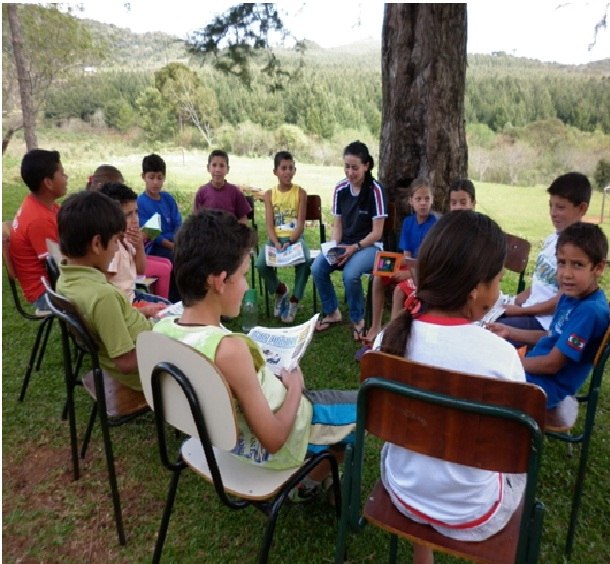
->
xmin=3 ymin=132 xmax=610 ymax=562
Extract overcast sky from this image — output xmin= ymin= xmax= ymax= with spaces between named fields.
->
xmin=69 ymin=1 xmax=609 ymax=65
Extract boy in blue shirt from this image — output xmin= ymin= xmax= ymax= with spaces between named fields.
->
xmin=137 ymin=154 xmax=182 ymax=301
xmin=137 ymin=154 xmax=182 ymax=261
xmin=490 ymin=222 xmax=609 ymax=408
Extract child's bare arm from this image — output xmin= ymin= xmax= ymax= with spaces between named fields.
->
xmin=290 ymin=188 xmax=307 ymax=243
xmin=111 ymin=348 xmax=139 ymax=374
xmin=522 ymin=346 xmax=567 ymax=375
xmin=125 ymin=227 xmax=146 ymax=275
xmin=263 ymin=190 xmax=281 ymax=248
xmin=486 ymin=323 xmax=545 ymax=346
xmin=503 ymin=294 xmax=559 ymax=317
xmin=215 ymin=337 xmax=303 ymax=453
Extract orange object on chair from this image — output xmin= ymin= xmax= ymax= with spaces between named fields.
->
xmin=145 ymin=256 xmax=172 ymax=300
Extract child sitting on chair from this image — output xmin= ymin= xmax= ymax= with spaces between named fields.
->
xmin=155 ymin=210 xmax=357 ymax=502
xmin=99 ymin=182 xmax=170 ymax=317
xmin=56 ymin=191 xmax=153 ymax=391
xmin=489 ymin=222 xmax=609 ymax=409
xmin=380 ymin=211 xmax=525 ymax=562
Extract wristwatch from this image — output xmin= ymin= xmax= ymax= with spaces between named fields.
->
xmin=356 ymin=241 xmax=362 ymax=250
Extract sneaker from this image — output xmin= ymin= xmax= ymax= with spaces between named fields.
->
xmin=288 ymin=482 xmax=320 ymax=503
xmin=281 ymin=300 xmax=298 ymax=323
xmin=273 ymin=285 xmax=289 ymax=317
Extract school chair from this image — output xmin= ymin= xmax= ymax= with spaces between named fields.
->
xmin=2 ymin=220 xmax=54 ymax=402
xmin=335 ymin=351 xmax=546 ymax=564
xmin=505 ymin=233 xmax=531 ymax=294
xmin=261 ymin=194 xmax=326 ymax=317
xmin=136 ymin=331 xmax=341 ymax=564
xmin=42 ymin=278 xmax=149 ymax=545
xmin=544 ymin=324 xmax=610 ymax=558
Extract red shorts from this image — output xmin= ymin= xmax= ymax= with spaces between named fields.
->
xmin=381 ymin=264 xmax=412 ymax=287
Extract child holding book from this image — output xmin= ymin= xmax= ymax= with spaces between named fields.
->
xmin=154 ymin=210 xmax=357 ymax=501
xmin=256 ymin=151 xmax=310 ymax=323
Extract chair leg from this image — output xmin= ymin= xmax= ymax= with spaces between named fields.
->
xmin=389 ymin=534 xmax=398 ymax=563
xmin=98 ymin=407 xmax=126 ymax=545
xmin=66 ymin=380 xmax=80 ymax=481
xmin=18 ymin=320 xmax=48 ymax=401
xmin=35 ymin=316 xmax=53 ymax=371
xmin=153 ymin=468 xmax=183 ymax=564
xmin=81 ymin=402 xmax=98 ymax=459
xmin=565 ymin=437 xmax=593 ymax=557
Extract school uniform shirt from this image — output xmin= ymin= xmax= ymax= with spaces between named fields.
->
xmin=332 ymin=179 xmax=387 ymax=245
xmin=398 ymin=214 xmax=437 ymax=257
xmin=526 ymin=289 xmax=609 ymax=408
xmin=382 ymin=314 xmax=525 ymax=528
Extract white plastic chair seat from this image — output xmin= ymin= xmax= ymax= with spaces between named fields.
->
xmin=182 ymin=437 xmax=300 ymax=500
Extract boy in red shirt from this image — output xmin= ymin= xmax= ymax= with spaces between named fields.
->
xmin=9 ymin=149 xmax=68 ymax=311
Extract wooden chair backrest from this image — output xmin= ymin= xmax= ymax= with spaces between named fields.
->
xmin=504 ymin=233 xmax=530 ymax=274
xmin=136 ymin=331 xmax=238 ymax=450
xmin=305 ymin=194 xmax=326 ymax=244
xmin=360 ymin=351 xmax=546 ymax=473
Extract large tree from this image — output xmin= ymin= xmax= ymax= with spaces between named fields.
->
xmin=379 ymin=4 xmax=468 ymax=213
xmin=189 ymin=3 xmax=468 ymax=212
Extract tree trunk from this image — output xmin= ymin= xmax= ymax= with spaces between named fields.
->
xmin=7 ymin=4 xmax=38 ymax=151
xmin=379 ymin=4 xmax=467 ymax=214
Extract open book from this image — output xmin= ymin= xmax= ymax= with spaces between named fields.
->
xmin=247 ymin=314 xmax=319 ymax=375
xmin=320 ymin=241 xmax=346 ymax=265
xmin=156 ymin=304 xmax=319 ymax=376
xmin=142 ymin=212 xmax=162 ymax=240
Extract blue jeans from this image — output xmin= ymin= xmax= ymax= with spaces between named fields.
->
xmin=311 ymin=245 xmax=377 ymax=323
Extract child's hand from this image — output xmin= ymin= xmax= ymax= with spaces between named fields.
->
xmin=125 ymin=226 xmax=144 ymax=248
xmin=274 ymin=241 xmax=283 ymax=251
xmin=502 ymin=304 xmax=523 ymax=316
xmin=281 ymin=241 xmax=290 ymax=250
xmin=134 ymin=302 xmax=167 ymax=319
xmin=279 ymin=367 xmax=304 ymax=392
xmin=486 ymin=322 xmax=511 ymax=340
xmin=392 ymin=269 xmax=412 ymax=282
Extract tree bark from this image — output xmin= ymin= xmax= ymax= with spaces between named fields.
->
xmin=7 ymin=4 xmax=38 ymax=151
xmin=380 ymin=4 xmax=467 ymax=214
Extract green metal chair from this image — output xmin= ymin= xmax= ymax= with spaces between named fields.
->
xmin=544 ymin=324 xmax=610 ymax=558
xmin=336 ymin=351 xmax=547 ymax=564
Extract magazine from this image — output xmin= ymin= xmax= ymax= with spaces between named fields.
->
xmin=320 ymin=241 xmax=346 ymax=265
xmin=156 ymin=304 xmax=319 ymax=376
xmin=247 ymin=314 xmax=319 ymax=375
xmin=265 ymin=241 xmax=306 ymax=267
xmin=477 ymin=293 xmax=516 ymax=326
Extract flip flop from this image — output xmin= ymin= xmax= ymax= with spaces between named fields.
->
xmin=315 ymin=318 xmax=342 ymax=332
xmin=352 ymin=325 xmax=366 ymax=342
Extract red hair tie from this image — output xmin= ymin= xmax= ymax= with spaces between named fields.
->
xmin=404 ymin=292 xmax=421 ymax=318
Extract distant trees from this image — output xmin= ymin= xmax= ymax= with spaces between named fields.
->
xmin=2 ymin=4 xmax=104 ymax=151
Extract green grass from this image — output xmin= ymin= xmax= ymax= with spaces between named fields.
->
xmin=3 ymin=130 xmax=610 ymax=562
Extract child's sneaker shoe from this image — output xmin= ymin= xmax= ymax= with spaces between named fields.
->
xmin=273 ymin=285 xmax=289 ymax=317
xmin=281 ymin=300 xmax=298 ymax=323
xmin=288 ymin=482 xmax=320 ymax=503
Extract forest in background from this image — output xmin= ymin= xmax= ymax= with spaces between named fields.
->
xmin=3 ymin=10 xmax=610 ymax=188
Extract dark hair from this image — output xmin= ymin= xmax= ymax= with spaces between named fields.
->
xmin=449 ymin=178 xmax=476 ymax=201
xmin=557 ymin=222 xmax=608 ymax=266
xmin=344 ymin=140 xmax=375 ymax=209
xmin=381 ymin=211 xmax=506 ymax=356
xmin=58 ymin=191 xmax=125 ymax=258
xmin=142 ymin=154 xmax=166 ymax=175
xmin=174 ymin=210 xmax=257 ymax=307
xmin=396 ymin=178 xmax=413 ymax=189
xmin=274 ymin=151 xmax=294 ymax=170
xmin=409 ymin=177 xmax=433 ymax=197
xmin=547 ymin=172 xmax=591 ymax=206
xmin=86 ymin=164 xmax=123 ymax=191
xmin=208 ymin=149 xmax=229 ymax=166
xmin=20 ymin=149 xmax=61 ymax=193
xmin=99 ymin=182 xmax=138 ymax=204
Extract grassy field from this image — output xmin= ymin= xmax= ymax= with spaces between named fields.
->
xmin=3 ymin=131 xmax=610 ymax=562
